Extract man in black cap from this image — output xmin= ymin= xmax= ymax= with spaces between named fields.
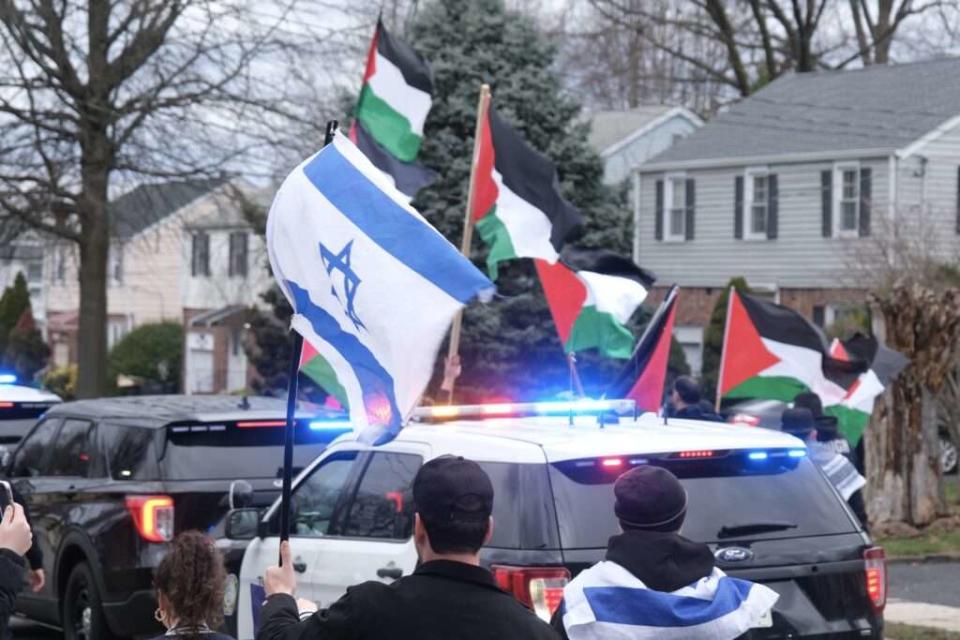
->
xmin=256 ymin=455 xmax=558 ymax=640
xmin=552 ymin=466 xmax=776 ymax=640
xmin=781 ymin=406 xmax=868 ymax=528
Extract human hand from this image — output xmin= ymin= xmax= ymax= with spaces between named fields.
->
xmin=264 ymin=541 xmax=297 ymax=596
xmin=296 ymin=598 xmax=318 ymax=617
xmin=0 ymin=503 xmax=32 ymax=556
xmin=29 ymin=568 xmax=45 ymax=592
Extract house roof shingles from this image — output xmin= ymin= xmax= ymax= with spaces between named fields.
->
xmin=110 ymin=178 xmax=225 ymax=239
xmin=648 ymin=57 xmax=960 ymax=167
xmin=588 ymin=105 xmax=677 ymax=153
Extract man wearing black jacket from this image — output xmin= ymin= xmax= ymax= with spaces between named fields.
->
xmin=1 ymin=502 xmax=34 ymax=640
xmin=256 ymin=456 xmax=558 ymax=640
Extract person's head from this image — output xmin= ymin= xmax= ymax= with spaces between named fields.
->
xmin=154 ymin=531 xmax=226 ymax=632
xmin=412 ymin=455 xmax=494 ymax=563
xmin=614 ymin=466 xmax=687 ymax=533
xmin=793 ymin=392 xmax=824 ymax=417
xmin=781 ymin=407 xmax=817 ymax=442
xmin=671 ymin=376 xmax=701 ymax=410
xmin=794 ymin=392 xmax=842 ymax=440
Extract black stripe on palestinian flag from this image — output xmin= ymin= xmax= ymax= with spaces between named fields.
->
xmin=351 ymin=121 xmax=437 ymax=197
xmin=375 ymin=20 xmax=432 ymax=93
xmin=737 ymin=293 xmax=825 ymax=353
xmin=471 ymin=103 xmax=584 ymax=278
xmin=537 ymin=249 xmax=654 ymax=358
xmin=838 ymin=333 xmax=909 ymax=386
xmin=606 ymin=285 xmax=679 ymax=411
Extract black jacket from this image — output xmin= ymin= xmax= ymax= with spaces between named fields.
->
xmin=0 ymin=549 xmax=25 ymax=640
xmin=551 ymin=530 xmax=714 ymax=639
xmin=256 ymin=560 xmax=558 ymax=640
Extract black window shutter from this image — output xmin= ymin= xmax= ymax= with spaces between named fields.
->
xmin=821 ymin=170 xmax=832 ymax=238
xmin=767 ymin=174 xmax=779 ymax=239
xmin=859 ymin=167 xmax=871 ymax=237
xmin=734 ymin=176 xmax=744 ymax=239
xmin=955 ymin=166 xmax=960 ymax=233
xmin=191 ymin=235 xmax=199 ymax=276
xmin=655 ymin=179 xmax=664 ymax=241
xmin=685 ymin=178 xmax=695 ymax=240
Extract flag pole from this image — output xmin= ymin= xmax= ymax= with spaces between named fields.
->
xmin=279 ymin=119 xmax=339 ymax=562
xmin=567 ymin=352 xmax=585 ymax=397
xmin=444 ymin=84 xmax=491 ymax=403
xmin=715 ymin=286 xmax=735 ymax=412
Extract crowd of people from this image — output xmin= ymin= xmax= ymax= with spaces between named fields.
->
xmin=0 ymin=377 xmax=867 ymax=640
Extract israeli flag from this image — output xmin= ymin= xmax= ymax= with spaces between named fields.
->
xmin=562 ymin=561 xmax=779 ymax=640
xmin=267 ymin=133 xmax=493 ymax=444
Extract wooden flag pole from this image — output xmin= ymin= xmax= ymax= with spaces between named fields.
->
xmin=715 ymin=286 xmax=735 ymax=413
xmin=444 ymin=84 xmax=491 ymax=404
xmin=279 ymin=119 xmax=338 ymax=562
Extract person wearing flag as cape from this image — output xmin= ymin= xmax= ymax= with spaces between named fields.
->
xmin=552 ymin=465 xmax=778 ymax=640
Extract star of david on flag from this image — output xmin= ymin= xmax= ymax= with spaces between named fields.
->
xmin=266 ymin=132 xmax=494 ymax=444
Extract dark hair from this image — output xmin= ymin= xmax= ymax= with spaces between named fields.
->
xmin=154 ymin=531 xmax=226 ymax=635
xmin=673 ymin=376 xmax=701 ymax=404
xmin=419 ymin=510 xmax=489 ymax=554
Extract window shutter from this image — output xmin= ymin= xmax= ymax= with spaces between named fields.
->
xmin=734 ymin=176 xmax=744 ymax=239
xmin=859 ymin=167 xmax=871 ymax=237
xmin=685 ymin=178 xmax=695 ymax=240
xmin=190 ymin=235 xmax=199 ymax=276
xmin=767 ymin=174 xmax=779 ymax=239
xmin=655 ymin=180 xmax=664 ymax=241
xmin=821 ymin=170 xmax=832 ymax=238
xmin=955 ymin=166 xmax=959 ymax=233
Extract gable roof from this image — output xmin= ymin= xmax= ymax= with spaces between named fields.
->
xmin=646 ymin=57 xmax=960 ymax=169
xmin=588 ymin=105 xmax=687 ymax=153
xmin=110 ymin=178 xmax=226 ymax=239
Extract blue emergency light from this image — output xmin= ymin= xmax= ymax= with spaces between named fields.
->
xmin=0 ymin=373 xmax=17 ymax=384
xmin=308 ymin=420 xmax=353 ymax=432
xmin=415 ymin=399 xmax=636 ymax=421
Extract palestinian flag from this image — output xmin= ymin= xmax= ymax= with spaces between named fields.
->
xmin=536 ymin=249 xmax=655 ymax=358
xmin=299 ymin=339 xmax=350 ymax=410
xmin=350 ymin=19 xmax=436 ymax=198
xmin=471 ymin=102 xmax=584 ymax=279
xmin=826 ymin=334 xmax=908 ymax=444
xmin=718 ymin=290 xmax=860 ymax=405
xmin=606 ymin=285 xmax=679 ymax=412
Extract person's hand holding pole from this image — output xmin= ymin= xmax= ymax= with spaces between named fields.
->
xmin=264 ymin=540 xmax=297 ymax=597
xmin=0 ymin=503 xmax=32 ymax=556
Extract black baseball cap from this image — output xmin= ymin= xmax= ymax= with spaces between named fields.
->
xmin=413 ymin=456 xmax=494 ymax=522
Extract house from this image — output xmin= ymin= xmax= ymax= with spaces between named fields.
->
xmin=588 ymin=106 xmax=702 ymax=185
xmin=0 ymin=232 xmax=46 ymax=325
xmin=44 ymin=179 xmax=273 ymax=393
xmin=635 ymin=58 xmax=960 ymax=375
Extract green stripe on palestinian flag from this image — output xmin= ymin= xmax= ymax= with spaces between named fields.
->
xmin=535 ymin=249 xmax=654 ymax=358
xmin=471 ymin=102 xmax=583 ymax=280
xmin=355 ymin=19 xmax=432 ymax=163
xmin=299 ymin=338 xmax=350 ymax=410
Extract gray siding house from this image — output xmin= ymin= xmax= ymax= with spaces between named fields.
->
xmin=636 ymin=58 xmax=960 ymax=372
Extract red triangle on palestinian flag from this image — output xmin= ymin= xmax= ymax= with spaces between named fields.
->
xmin=829 ymin=338 xmax=852 ymax=361
xmin=718 ymin=290 xmax=781 ymax=397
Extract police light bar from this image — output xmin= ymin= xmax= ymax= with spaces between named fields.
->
xmin=308 ymin=420 xmax=352 ymax=432
xmin=414 ymin=399 xmax=636 ymax=422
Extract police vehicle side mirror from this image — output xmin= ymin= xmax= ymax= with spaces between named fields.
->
xmin=225 ymin=508 xmax=261 ymax=541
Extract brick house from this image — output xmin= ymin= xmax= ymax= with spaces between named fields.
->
xmin=635 ymin=58 xmax=960 ymax=374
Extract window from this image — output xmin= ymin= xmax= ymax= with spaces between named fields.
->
xmin=108 ymin=244 xmax=124 ymax=285
xmin=99 ymin=424 xmax=160 ymax=480
xmin=836 ymin=166 xmax=860 ymax=234
xmin=750 ymin=175 xmax=768 ymax=235
xmin=289 ymin=451 xmax=360 ymax=537
xmin=663 ymin=176 xmax=687 ymax=240
xmin=228 ymin=232 xmax=248 ymax=277
xmin=191 ymin=232 xmax=210 ymax=277
xmin=48 ymin=419 xmax=95 ymax=477
xmin=26 ymin=260 xmax=42 ymax=284
xmin=342 ymin=452 xmax=421 ymax=540
xmin=10 ymin=419 xmax=61 ymax=477
xmin=55 ymin=246 xmax=66 ymax=283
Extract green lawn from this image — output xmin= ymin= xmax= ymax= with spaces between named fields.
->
xmin=886 ymin=623 xmax=960 ymax=640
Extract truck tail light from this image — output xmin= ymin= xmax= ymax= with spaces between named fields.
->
xmin=864 ymin=546 xmax=886 ymax=612
xmin=492 ymin=565 xmax=570 ymax=621
xmin=126 ymin=495 xmax=174 ymax=542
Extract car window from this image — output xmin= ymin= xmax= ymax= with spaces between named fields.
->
xmin=48 ymin=419 xmax=96 ymax=477
xmin=289 ymin=450 xmax=360 ymax=538
xmin=341 ymin=452 xmax=421 ymax=540
xmin=99 ymin=424 xmax=160 ymax=480
xmin=477 ymin=461 xmax=559 ymax=550
xmin=10 ymin=418 xmax=61 ymax=477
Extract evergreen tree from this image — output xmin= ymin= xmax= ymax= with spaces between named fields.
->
xmin=0 ymin=273 xmax=31 ymax=362
xmin=408 ymin=0 xmax=633 ymax=401
xmin=4 ymin=307 xmax=49 ymax=381
xmin=701 ymin=277 xmax=752 ymax=403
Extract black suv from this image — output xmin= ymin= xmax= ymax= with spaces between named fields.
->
xmin=6 ymin=394 xmax=348 ymax=640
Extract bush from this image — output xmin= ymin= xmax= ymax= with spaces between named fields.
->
xmin=109 ymin=322 xmax=183 ymax=390
xmin=43 ymin=365 xmax=77 ymax=400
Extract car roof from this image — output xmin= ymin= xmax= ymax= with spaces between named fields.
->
xmin=45 ymin=394 xmax=334 ymax=426
xmin=0 ymin=384 xmax=61 ymax=404
xmin=332 ymin=412 xmax=805 ymax=463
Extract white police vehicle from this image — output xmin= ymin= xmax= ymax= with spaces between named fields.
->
xmin=229 ymin=400 xmax=884 ymax=640
xmin=0 ymin=373 xmax=60 ymax=454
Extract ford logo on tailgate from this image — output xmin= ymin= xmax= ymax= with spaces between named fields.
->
xmin=715 ymin=546 xmax=754 ymax=563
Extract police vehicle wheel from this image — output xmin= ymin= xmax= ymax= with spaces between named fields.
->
xmin=942 ymin=436 xmax=958 ymax=475
xmin=62 ymin=563 xmax=116 ymax=640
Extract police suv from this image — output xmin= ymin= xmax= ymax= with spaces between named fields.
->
xmin=0 ymin=373 xmax=60 ymax=449
xmin=228 ymin=401 xmax=885 ymax=640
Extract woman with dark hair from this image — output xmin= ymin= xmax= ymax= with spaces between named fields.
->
xmin=152 ymin=531 xmax=234 ymax=640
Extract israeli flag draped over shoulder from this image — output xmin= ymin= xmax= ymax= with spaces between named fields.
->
xmin=562 ymin=561 xmax=779 ymax=640
xmin=266 ymin=132 xmax=494 ymax=445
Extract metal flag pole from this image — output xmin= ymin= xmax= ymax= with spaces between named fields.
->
xmin=444 ymin=84 xmax=491 ymax=404
xmin=715 ymin=286 xmax=735 ymax=413
xmin=567 ymin=352 xmax=585 ymax=397
xmin=279 ymin=119 xmax=339 ymax=563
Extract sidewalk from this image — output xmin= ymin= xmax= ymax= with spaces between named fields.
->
xmin=887 ymin=599 xmax=960 ymax=633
